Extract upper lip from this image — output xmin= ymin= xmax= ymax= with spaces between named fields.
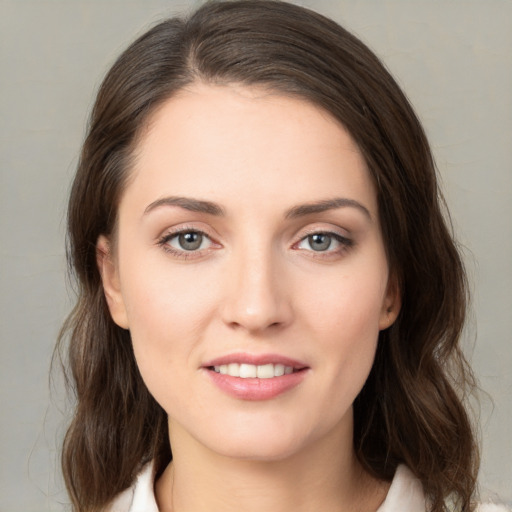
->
xmin=202 ymin=353 xmax=308 ymax=369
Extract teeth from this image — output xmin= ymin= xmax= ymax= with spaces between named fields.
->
xmin=274 ymin=364 xmax=285 ymax=377
xmin=239 ymin=363 xmax=257 ymax=378
xmin=228 ymin=363 xmax=240 ymax=377
xmin=213 ymin=363 xmax=295 ymax=378
xmin=257 ymin=364 xmax=274 ymax=378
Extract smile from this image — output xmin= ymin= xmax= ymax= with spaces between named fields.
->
xmin=211 ymin=363 xmax=295 ymax=378
xmin=203 ymin=354 xmax=309 ymax=400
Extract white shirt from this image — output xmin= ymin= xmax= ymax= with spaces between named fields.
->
xmin=107 ymin=462 xmax=508 ymax=512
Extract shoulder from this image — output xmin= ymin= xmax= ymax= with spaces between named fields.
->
xmin=377 ymin=464 xmax=426 ymax=512
xmin=476 ymin=505 xmax=511 ymax=512
xmin=105 ymin=462 xmax=158 ymax=512
xmin=377 ymin=465 xmax=511 ymax=512
xmin=104 ymin=461 xmax=511 ymax=512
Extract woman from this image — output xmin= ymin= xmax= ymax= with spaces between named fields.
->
xmin=57 ymin=1 xmax=499 ymax=511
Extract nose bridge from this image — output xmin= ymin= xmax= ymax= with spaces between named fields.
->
xmin=221 ymin=237 xmax=292 ymax=332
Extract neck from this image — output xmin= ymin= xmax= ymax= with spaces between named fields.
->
xmin=155 ymin=416 xmax=389 ymax=512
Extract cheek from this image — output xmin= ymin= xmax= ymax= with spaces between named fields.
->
xmin=121 ymin=276 xmax=205 ymax=413
xmin=317 ymin=284 xmax=381 ymax=378
xmin=118 ymin=254 xmax=223 ymax=387
xmin=120 ymin=249 xmax=218 ymax=337
xmin=300 ymin=265 xmax=387 ymax=387
xmin=303 ymin=268 xmax=387 ymax=338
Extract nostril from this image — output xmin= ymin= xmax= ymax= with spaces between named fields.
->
xmin=220 ymin=277 xmax=294 ymax=332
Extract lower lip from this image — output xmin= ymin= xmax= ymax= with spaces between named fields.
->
xmin=205 ymin=368 xmax=308 ymax=400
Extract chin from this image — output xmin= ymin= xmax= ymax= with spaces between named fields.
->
xmin=211 ymin=436 xmax=307 ymax=462
xmin=197 ymin=416 xmax=322 ymax=462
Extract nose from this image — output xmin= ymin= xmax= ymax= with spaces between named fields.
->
xmin=220 ymin=246 xmax=294 ymax=334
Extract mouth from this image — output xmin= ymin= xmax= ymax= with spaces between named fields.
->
xmin=202 ymin=353 xmax=308 ymax=378
xmin=202 ymin=354 xmax=309 ymax=400
xmin=208 ymin=363 xmax=301 ymax=379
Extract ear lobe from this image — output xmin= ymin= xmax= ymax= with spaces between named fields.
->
xmin=96 ymin=235 xmax=129 ymax=329
xmin=379 ymin=274 xmax=401 ymax=331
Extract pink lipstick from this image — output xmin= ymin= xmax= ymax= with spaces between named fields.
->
xmin=202 ymin=353 xmax=309 ymax=400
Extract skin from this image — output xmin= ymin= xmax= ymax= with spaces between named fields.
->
xmin=98 ymin=83 xmax=400 ymax=512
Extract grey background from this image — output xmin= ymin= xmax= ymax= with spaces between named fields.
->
xmin=1 ymin=1 xmax=511 ymax=510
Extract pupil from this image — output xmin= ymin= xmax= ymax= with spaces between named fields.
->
xmin=179 ymin=232 xmax=202 ymax=251
xmin=310 ymin=233 xmax=331 ymax=251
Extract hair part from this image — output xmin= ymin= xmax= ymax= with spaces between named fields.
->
xmin=56 ymin=1 xmax=479 ymax=510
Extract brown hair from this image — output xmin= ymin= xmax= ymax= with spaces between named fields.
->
xmin=57 ymin=1 xmax=479 ymax=510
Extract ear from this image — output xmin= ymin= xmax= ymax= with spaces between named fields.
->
xmin=379 ymin=273 xmax=401 ymax=331
xmin=96 ymin=235 xmax=129 ymax=329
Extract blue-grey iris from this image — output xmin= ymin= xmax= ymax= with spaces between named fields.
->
xmin=179 ymin=232 xmax=203 ymax=251
xmin=309 ymin=233 xmax=332 ymax=251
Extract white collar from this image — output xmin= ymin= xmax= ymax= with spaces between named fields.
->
xmin=108 ymin=462 xmax=426 ymax=512
xmin=376 ymin=464 xmax=426 ymax=511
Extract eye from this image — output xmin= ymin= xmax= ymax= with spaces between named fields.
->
xmin=159 ymin=230 xmax=213 ymax=253
xmin=296 ymin=232 xmax=352 ymax=253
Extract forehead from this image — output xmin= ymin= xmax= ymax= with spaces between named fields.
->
xmin=124 ymin=83 xmax=377 ymax=217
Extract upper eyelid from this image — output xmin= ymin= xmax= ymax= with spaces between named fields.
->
xmin=158 ymin=223 xmax=216 ymax=240
xmin=156 ymin=227 xmax=214 ymax=251
xmin=156 ymin=223 xmax=352 ymax=246
xmin=157 ymin=229 xmax=217 ymax=259
xmin=160 ymin=229 xmax=211 ymax=242
xmin=295 ymin=231 xmax=351 ymax=248
xmin=293 ymin=226 xmax=354 ymax=252
xmin=295 ymin=225 xmax=351 ymax=241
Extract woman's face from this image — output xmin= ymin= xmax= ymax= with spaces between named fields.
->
xmin=98 ymin=83 xmax=399 ymax=461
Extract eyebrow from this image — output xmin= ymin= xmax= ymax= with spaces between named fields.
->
xmin=143 ymin=195 xmax=371 ymax=220
xmin=284 ymin=198 xmax=372 ymax=220
xmin=144 ymin=196 xmax=225 ymax=216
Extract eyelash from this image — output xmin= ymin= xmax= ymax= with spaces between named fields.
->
xmin=294 ymin=230 xmax=354 ymax=258
xmin=156 ymin=228 xmax=354 ymax=260
xmin=157 ymin=227 xmax=215 ymax=260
